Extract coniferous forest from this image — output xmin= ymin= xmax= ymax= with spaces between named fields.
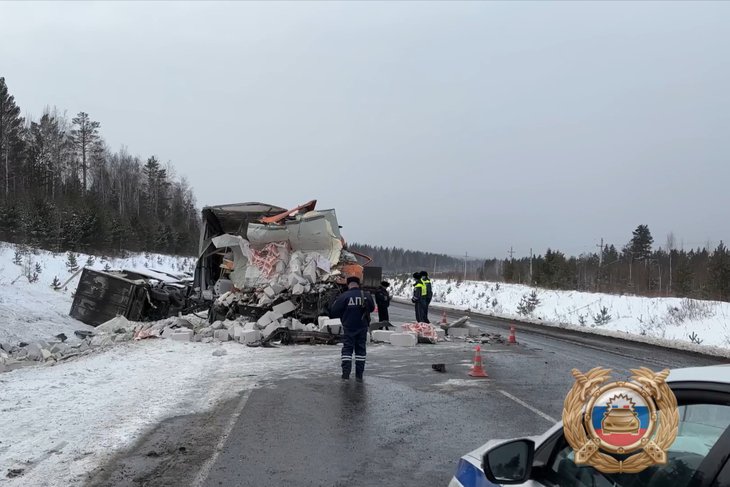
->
xmin=2 ymin=77 xmax=729 ymax=301
xmin=0 ymin=77 xmax=199 ymax=256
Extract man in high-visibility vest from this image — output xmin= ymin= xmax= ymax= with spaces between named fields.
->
xmin=412 ymin=272 xmax=425 ymax=322
xmin=420 ymin=271 xmax=433 ymax=323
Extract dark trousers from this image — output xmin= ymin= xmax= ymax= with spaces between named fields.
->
xmin=341 ymin=329 xmax=367 ymax=378
xmin=422 ymin=299 xmax=431 ymax=323
xmin=414 ymin=301 xmax=422 ymax=322
xmin=378 ymin=307 xmax=389 ymax=323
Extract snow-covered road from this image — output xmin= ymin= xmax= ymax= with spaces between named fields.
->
xmin=0 ymin=341 xmax=336 ymax=486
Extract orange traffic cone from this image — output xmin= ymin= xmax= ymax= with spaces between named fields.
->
xmin=468 ymin=345 xmax=488 ymax=377
xmin=440 ymin=310 xmax=447 ymax=325
xmin=508 ymin=325 xmax=517 ymax=344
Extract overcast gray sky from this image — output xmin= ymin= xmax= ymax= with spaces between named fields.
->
xmin=1 ymin=1 xmax=728 ymax=258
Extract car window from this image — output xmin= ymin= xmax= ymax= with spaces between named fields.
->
xmin=540 ymin=403 xmax=730 ymax=487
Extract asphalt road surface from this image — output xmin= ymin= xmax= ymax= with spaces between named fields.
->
xmin=88 ymin=302 xmax=723 ymax=487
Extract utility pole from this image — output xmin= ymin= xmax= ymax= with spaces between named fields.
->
xmin=508 ymin=246 xmax=515 ymax=260
xmin=529 ymin=248 xmax=533 ymax=285
xmin=596 ymin=238 xmax=603 ymax=291
xmin=463 ymin=252 xmax=468 ymax=281
xmin=433 ymin=256 xmax=437 ymax=277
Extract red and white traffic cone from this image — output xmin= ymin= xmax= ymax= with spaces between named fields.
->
xmin=440 ymin=310 xmax=447 ymax=325
xmin=508 ymin=325 xmax=517 ymax=344
xmin=468 ymin=345 xmax=489 ymax=378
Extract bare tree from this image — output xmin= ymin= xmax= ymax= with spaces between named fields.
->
xmin=666 ymin=232 xmax=676 ymax=293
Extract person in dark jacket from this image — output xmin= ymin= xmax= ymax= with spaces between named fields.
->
xmin=374 ymin=281 xmax=391 ymax=327
xmin=420 ymin=271 xmax=433 ymax=323
xmin=412 ymin=272 xmax=425 ymax=322
xmin=330 ymin=276 xmax=376 ymax=381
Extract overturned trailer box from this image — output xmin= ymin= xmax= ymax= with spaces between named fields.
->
xmin=192 ymin=200 xmax=381 ymax=326
xmin=70 ymin=268 xmax=191 ymax=326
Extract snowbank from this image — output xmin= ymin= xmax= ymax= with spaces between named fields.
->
xmin=0 ymin=340 xmax=335 ymax=486
xmin=391 ymin=278 xmax=730 ymax=350
xmin=0 ymin=243 xmax=195 ymax=345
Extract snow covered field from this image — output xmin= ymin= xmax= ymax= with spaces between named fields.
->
xmin=392 ymin=278 xmax=730 ymax=351
xmin=0 ymin=243 xmax=195 ymax=345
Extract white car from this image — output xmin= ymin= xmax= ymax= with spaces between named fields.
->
xmin=449 ymin=365 xmax=730 ymax=487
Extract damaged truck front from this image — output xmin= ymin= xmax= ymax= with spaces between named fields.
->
xmin=192 ymin=200 xmax=382 ymax=330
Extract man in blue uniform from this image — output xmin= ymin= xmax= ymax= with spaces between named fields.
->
xmin=329 ymin=276 xmax=375 ymax=381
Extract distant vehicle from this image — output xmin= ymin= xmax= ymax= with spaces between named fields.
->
xmin=449 ymin=365 xmax=730 ymax=487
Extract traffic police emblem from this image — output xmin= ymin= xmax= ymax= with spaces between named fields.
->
xmin=562 ymin=367 xmax=679 ymax=473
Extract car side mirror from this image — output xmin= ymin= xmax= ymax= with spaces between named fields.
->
xmin=482 ymin=439 xmax=535 ymax=485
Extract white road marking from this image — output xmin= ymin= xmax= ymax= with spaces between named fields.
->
xmin=192 ymin=390 xmax=253 ymax=487
xmin=499 ymin=389 xmax=557 ymax=424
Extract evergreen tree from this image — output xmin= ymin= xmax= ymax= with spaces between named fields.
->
xmin=70 ymin=112 xmax=100 ymax=192
xmin=65 ymin=251 xmax=79 ymax=273
xmin=51 ymin=275 xmax=61 ymax=288
xmin=629 ymin=224 xmax=654 ymax=261
xmin=675 ymin=259 xmax=693 ymax=296
xmin=0 ymin=77 xmax=24 ymax=202
xmin=708 ymin=241 xmax=730 ymax=300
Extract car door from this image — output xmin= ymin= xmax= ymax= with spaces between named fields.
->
xmin=531 ymin=385 xmax=730 ymax=487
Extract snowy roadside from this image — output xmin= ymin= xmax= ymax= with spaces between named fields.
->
xmin=0 ymin=243 xmax=194 ymax=345
xmin=391 ymin=278 xmax=730 ymax=353
xmin=0 ymin=340 xmax=336 ymax=486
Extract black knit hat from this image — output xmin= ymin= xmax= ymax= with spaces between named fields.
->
xmin=380 ymin=281 xmax=390 ymax=288
xmin=412 ymin=272 xmax=421 ymax=279
xmin=346 ymin=276 xmax=361 ymax=285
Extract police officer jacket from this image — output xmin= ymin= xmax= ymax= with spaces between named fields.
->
xmin=413 ymin=281 xmax=426 ymax=302
xmin=421 ymin=278 xmax=433 ymax=302
xmin=374 ymin=286 xmax=391 ymax=309
xmin=330 ymin=288 xmax=375 ymax=334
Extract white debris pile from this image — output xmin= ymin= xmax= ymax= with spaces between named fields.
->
xmin=206 ymin=208 xmax=363 ymax=322
xmin=0 ymin=309 xmax=347 ymax=374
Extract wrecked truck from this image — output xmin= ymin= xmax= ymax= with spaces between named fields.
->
xmin=192 ymin=200 xmax=382 ymax=326
xmin=70 ymin=267 xmax=193 ymax=326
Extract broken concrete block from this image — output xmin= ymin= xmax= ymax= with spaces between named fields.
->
xmin=448 ymin=327 xmax=469 ymax=338
xmin=201 ymin=337 xmax=214 ymax=344
xmin=192 ymin=334 xmax=202 ymax=342
xmin=262 ymin=322 xmax=281 ymax=339
xmin=263 ymin=286 xmax=276 ymax=299
xmin=324 ymin=318 xmax=341 ymax=327
xmin=161 ymin=327 xmax=177 ymax=339
xmin=243 ymin=322 xmax=257 ymax=331
xmin=198 ymin=327 xmax=214 ymax=338
xmin=271 ymin=283 xmax=286 ymax=294
xmin=389 ymin=333 xmax=418 ymax=347
xmin=171 ymin=330 xmax=193 ymax=342
xmin=321 ymin=323 xmax=342 ymax=335
xmin=239 ymin=330 xmax=262 ymax=344
xmin=292 ymin=284 xmax=305 ymax=295
xmin=304 ymin=323 xmax=317 ymax=332
xmin=232 ymin=325 xmax=245 ymax=340
xmin=467 ymin=325 xmax=480 ymax=337
xmin=211 ymin=321 xmax=225 ymax=330
xmin=317 ymin=316 xmax=328 ymax=327
xmin=41 ymin=348 xmax=52 ymax=360
xmin=371 ymin=330 xmax=395 ymax=342
xmin=257 ymin=311 xmax=275 ymax=328
xmin=50 ymin=343 xmax=69 ymax=355
xmin=272 ymin=300 xmax=297 ymax=316
xmin=214 ymin=329 xmax=231 ymax=342
xmin=291 ymin=319 xmax=305 ymax=331
xmin=114 ymin=332 xmax=134 ymax=342
xmin=173 ymin=318 xmax=194 ymax=329
xmin=435 ymin=329 xmax=446 ymax=341
xmin=212 ymin=348 xmax=227 ymax=357
xmin=96 ymin=315 xmax=134 ymax=335
xmin=280 ymin=318 xmax=292 ymax=329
